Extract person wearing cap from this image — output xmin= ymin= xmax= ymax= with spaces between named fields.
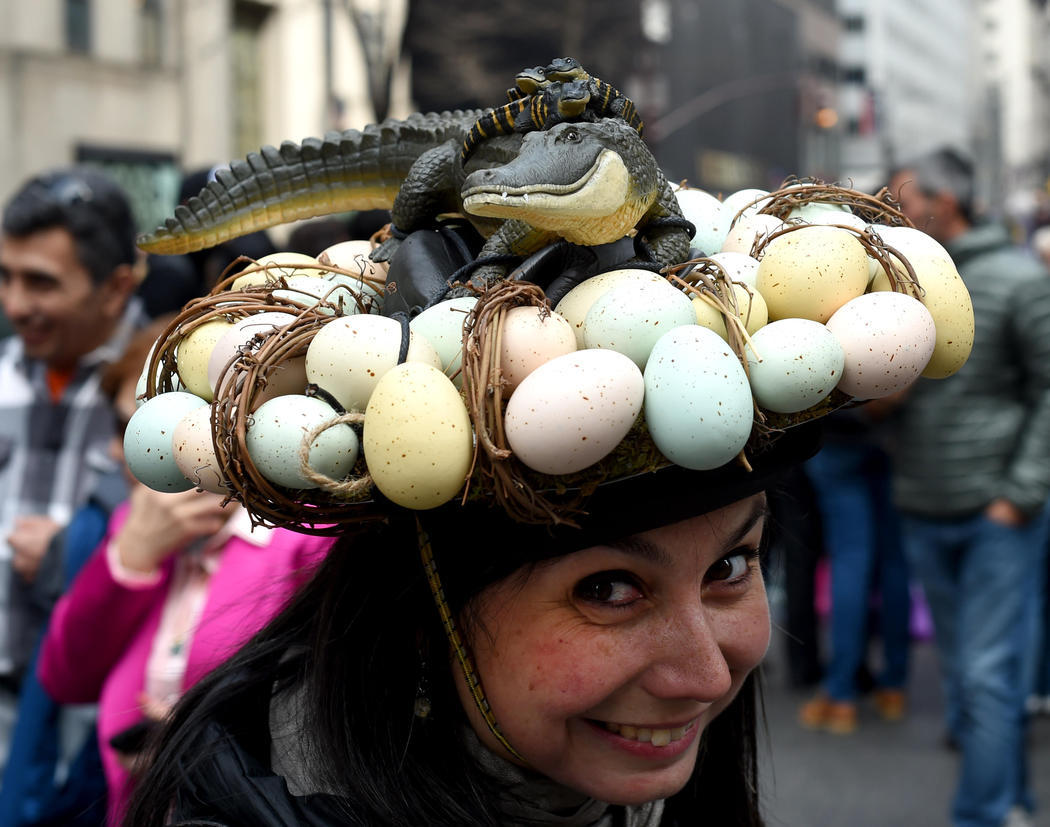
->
xmin=888 ymin=149 xmax=1050 ymax=827
xmin=0 ymin=167 xmax=146 ymax=766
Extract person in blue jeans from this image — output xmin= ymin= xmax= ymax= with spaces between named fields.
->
xmin=888 ymin=149 xmax=1050 ymax=827
xmin=798 ymin=412 xmax=911 ymax=734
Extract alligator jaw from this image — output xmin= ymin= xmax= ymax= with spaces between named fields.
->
xmin=461 ymin=149 xmax=629 ymax=222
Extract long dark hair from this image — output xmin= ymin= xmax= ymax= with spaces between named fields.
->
xmin=124 ymin=510 xmax=765 ymax=826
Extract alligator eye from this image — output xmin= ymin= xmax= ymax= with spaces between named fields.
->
xmin=562 ymin=128 xmax=581 ymax=143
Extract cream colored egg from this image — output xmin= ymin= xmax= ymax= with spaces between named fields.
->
xmin=707 ymin=251 xmax=760 ymax=287
xmin=582 ymin=279 xmax=696 ymax=369
xmin=409 ymin=297 xmax=478 ymax=387
xmin=499 ymin=307 xmax=577 ymax=392
xmin=172 ymin=404 xmax=227 ymax=493
xmin=231 ymin=252 xmax=325 ymax=290
xmin=319 ymin=239 xmax=389 ymax=280
xmin=363 ymin=363 xmax=473 ymax=509
xmin=305 ymin=315 xmax=441 ymax=412
xmin=175 ymin=319 xmax=235 ymax=401
xmin=745 ymin=319 xmax=845 ymax=413
xmin=207 ymin=312 xmax=298 ymax=397
xmin=720 ymin=213 xmax=786 ymax=255
xmin=273 ymin=275 xmax=359 ymax=316
xmin=554 ymin=269 xmax=669 ymax=348
xmin=692 ymin=284 xmax=768 ymax=341
xmin=504 ymin=349 xmax=644 ymax=475
xmin=721 ymin=189 xmax=770 ymax=224
xmin=826 ymin=292 xmax=937 ymax=398
xmin=870 ymin=250 xmax=974 ymax=379
xmin=756 ymin=226 xmax=869 ymax=323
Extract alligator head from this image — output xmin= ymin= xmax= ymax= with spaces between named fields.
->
xmin=460 ymin=119 xmax=660 ymax=247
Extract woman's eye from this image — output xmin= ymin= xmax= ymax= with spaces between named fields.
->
xmin=706 ymin=550 xmax=757 ymax=583
xmin=573 ymin=572 xmax=643 ymax=608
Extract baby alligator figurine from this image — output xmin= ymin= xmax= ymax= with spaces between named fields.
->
xmin=139 ymin=63 xmax=688 ymax=289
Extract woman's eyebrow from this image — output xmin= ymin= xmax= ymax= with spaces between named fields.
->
xmin=721 ymin=500 xmax=771 ymax=552
xmin=608 ymin=536 xmax=673 ymax=566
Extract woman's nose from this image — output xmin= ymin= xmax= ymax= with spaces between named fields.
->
xmin=640 ymin=605 xmax=733 ymax=703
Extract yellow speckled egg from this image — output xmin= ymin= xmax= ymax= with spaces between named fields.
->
xmin=692 ymin=284 xmax=768 ymax=342
xmin=500 ymin=307 xmax=577 ymax=392
xmin=756 ymin=226 xmax=869 ymax=323
xmin=363 ymin=363 xmax=473 ymax=509
xmin=175 ymin=319 xmax=235 ymax=401
xmin=869 ymin=242 xmax=974 ymax=379
xmin=172 ymin=404 xmax=227 ymax=494
xmin=554 ymin=269 xmax=669 ymax=348
xmin=231 ymin=252 xmax=325 ymax=290
xmin=504 ymin=349 xmax=644 ymax=475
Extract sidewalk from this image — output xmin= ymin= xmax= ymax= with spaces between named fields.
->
xmin=759 ymin=639 xmax=1050 ymax=826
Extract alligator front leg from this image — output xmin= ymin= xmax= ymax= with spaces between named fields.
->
xmin=634 ymin=179 xmax=693 ymax=268
xmin=461 ymin=220 xmax=558 ymax=291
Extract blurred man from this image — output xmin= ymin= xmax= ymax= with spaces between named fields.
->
xmin=0 ymin=167 xmax=144 ymax=767
xmin=888 ymin=148 xmax=1050 ymax=827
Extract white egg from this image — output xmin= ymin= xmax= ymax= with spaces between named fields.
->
xmin=705 ymin=251 xmax=760 ymax=287
xmin=745 ymin=319 xmax=845 ymax=413
xmin=273 ymin=275 xmax=359 ymax=316
xmin=246 ymin=395 xmax=359 ymax=490
xmin=231 ymin=252 xmax=325 ymax=290
xmin=124 ymin=392 xmax=208 ymax=492
xmin=721 ymin=188 xmax=771 ymax=224
xmin=674 ymin=188 xmax=729 ymax=254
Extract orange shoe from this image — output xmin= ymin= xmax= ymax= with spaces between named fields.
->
xmin=798 ymin=695 xmax=858 ymax=734
xmin=872 ymin=688 xmax=907 ymax=722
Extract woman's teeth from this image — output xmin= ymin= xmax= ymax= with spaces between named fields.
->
xmin=602 ymin=721 xmax=692 ymax=746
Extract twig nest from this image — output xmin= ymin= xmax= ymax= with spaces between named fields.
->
xmin=246 ymin=395 xmax=359 ymax=490
xmin=364 ymin=363 xmax=473 ymax=509
xmin=825 ymin=293 xmax=937 ymax=398
xmin=207 ymin=312 xmax=302 ymax=400
xmin=554 ymin=268 xmax=669 ymax=348
xmin=745 ymin=320 xmax=845 ymax=414
xmin=756 ymin=226 xmax=870 ymax=323
xmin=124 ymin=392 xmax=208 ymax=492
xmin=504 ymin=349 xmax=644 ymax=475
xmin=643 ymin=325 xmax=754 ymax=470
xmin=305 ymin=315 xmax=441 ymax=412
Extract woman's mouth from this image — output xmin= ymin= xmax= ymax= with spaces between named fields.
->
xmin=597 ymin=720 xmax=696 ymax=747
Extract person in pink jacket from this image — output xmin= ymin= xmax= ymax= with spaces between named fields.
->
xmin=37 ymin=334 xmax=332 ymax=825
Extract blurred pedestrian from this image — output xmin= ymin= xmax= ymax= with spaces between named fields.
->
xmin=0 ymin=167 xmax=145 ymax=771
xmin=888 ymin=148 xmax=1050 ymax=827
xmin=1032 ymin=225 xmax=1050 ymax=272
xmin=798 ymin=406 xmax=911 ymax=734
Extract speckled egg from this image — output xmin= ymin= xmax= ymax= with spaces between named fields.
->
xmin=721 ymin=189 xmax=770 ymax=224
xmin=172 ymin=404 xmax=227 ymax=494
xmin=674 ymin=188 xmax=729 ymax=254
xmin=231 ymin=252 xmax=325 ymax=290
xmin=273 ymin=275 xmax=359 ymax=316
xmin=745 ymin=319 xmax=845 ymax=413
xmin=363 ymin=363 xmax=473 ymax=509
xmin=554 ymin=269 xmax=669 ymax=348
xmin=245 ymin=395 xmax=359 ymax=490
xmin=582 ymin=279 xmax=696 ymax=369
xmin=825 ymin=292 xmax=936 ymax=398
xmin=756 ymin=225 xmax=870 ymax=323
xmin=320 ymin=239 xmax=388 ymax=282
xmin=124 ymin=392 xmax=208 ymax=492
xmin=306 ymin=315 xmax=441 ymax=412
xmin=504 ymin=349 xmax=644 ymax=475
xmin=409 ymin=297 xmax=478 ymax=387
xmin=207 ymin=312 xmax=300 ymax=398
xmin=175 ymin=319 xmax=235 ymax=401
xmin=644 ymin=325 xmax=754 ymax=470
xmin=500 ymin=307 xmax=577 ymax=392
xmin=720 ymin=213 xmax=786 ymax=255
xmin=706 ymin=251 xmax=760 ymax=287
xmin=692 ymin=284 xmax=768 ymax=341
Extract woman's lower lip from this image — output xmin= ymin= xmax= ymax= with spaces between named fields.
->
xmin=583 ymin=718 xmax=701 ymax=760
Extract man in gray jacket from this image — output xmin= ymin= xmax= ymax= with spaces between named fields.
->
xmin=889 ymin=148 xmax=1050 ymax=827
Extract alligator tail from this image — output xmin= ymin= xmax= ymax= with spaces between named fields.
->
xmin=460 ymin=99 xmax=532 ymax=165
xmin=139 ymin=110 xmax=482 ymax=255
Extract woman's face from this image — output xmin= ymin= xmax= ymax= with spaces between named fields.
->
xmin=455 ymin=494 xmax=771 ymax=806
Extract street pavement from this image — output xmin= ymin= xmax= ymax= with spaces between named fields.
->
xmin=759 ymin=636 xmax=1050 ymax=827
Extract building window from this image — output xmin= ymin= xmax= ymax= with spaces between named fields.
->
xmin=841 ymin=66 xmax=866 ymax=84
xmin=66 ymin=0 xmax=91 ymax=53
xmin=141 ymin=0 xmax=163 ymax=66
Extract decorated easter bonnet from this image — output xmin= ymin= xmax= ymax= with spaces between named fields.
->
xmin=127 ymin=57 xmax=973 ymax=758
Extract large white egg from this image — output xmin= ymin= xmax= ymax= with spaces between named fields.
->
xmin=554 ymin=268 xmax=669 ymax=348
xmin=305 ymin=314 xmax=441 ymax=412
xmin=363 ymin=362 xmax=473 ymax=509
xmin=172 ymin=404 xmax=227 ymax=494
xmin=582 ymin=279 xmax=696 ymax=369
xmin=246 ymin=395 xmax=359 ymax=490
xmin=124 ymin=392 xmax=208 ymax=492
xmin=499 ymin=307 xmax=576 ymax=392
xmin=644 ymin=325 xmax=754 ymax=470
xmin=674 ymin=188 xmax=729 ymax=254
xmin=409 ymin=296 xmax=478 ymax=386
xmin=746 ymin=319 xmax=845 ymax=413
xmin=825 ymin=292 xmax=937 ymax=398
xmin=504 ymin=349 xmax=644 ymax=475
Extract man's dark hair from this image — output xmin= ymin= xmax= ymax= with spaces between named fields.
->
xmin=2 ymin=166 xmax=137 ymax=285
xmin=893 ymin=147 xmax=977 ymax=224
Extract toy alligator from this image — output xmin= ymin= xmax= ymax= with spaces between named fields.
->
xmin=139 ymin=68 xmax=688 ymax=289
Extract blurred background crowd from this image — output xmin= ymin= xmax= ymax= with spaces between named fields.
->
xmin=0 ymin=1 xmax=1049 ymax=826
